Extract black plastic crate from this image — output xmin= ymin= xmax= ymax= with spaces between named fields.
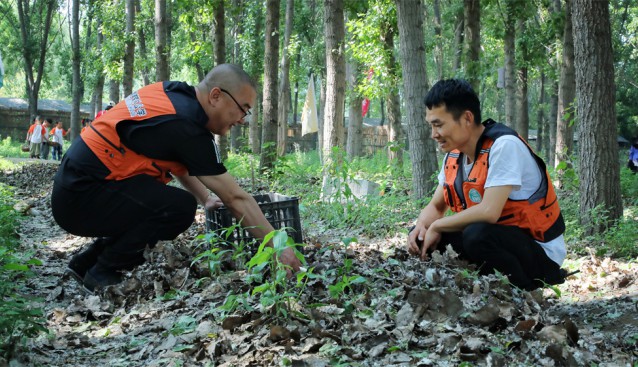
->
xmin=205 ymin=193 xmax=303 ymax=244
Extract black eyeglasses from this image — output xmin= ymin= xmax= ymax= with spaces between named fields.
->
xmin=219 ymin=88 xmax=251 ymax=119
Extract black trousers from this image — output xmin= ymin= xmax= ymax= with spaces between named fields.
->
xmin=52 ymin=174 xmax=197 ymax=270
xmin=438 ymin=223 xmax=562 ymax=290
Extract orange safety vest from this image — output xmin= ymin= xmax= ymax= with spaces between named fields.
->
xmin=80 ymin=82 xmax=187 ymax=184
xmin=442 ymin=120 xmax=565 ymax=242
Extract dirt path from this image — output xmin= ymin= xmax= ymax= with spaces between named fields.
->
xmin=1 ymin=163 xmax=637 ymax=366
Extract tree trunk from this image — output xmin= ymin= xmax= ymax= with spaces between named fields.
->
xmin=548 ymin=80 xmax=558 ymax=166
xmin=452 ymin=7 xmax=464 ymax=74
xmin=277 ymin=0 xmax=294 ymax=157
xmin=536 ymin=72 xmax=546 ymax=159
xmin=213 ymin=0 xmax=228 ymax=160
xmin=322 ymin=0 xmax=346 ymax=163
xmin=317 ymin=73 xmax=325 ymax=161
xmin=109 ymin=80 xmax=120 ymax=104
xmin=93 ymin=19 xmax=105 ymax=118
xmin=250 ymin=96 xmax=261 ymax=154
xmin=123 ymin=0 xmax=135 ymax=97
xmin=259 ymin=0 xmax=280 ymax=171
xmin=573 ymin=0 xmax=622 ymax=233
xmin=135 ymin=0 xmax=150 ymax=86
xmin=230 ymin=0 xmax=244 ymax=152
xmin=382 ymin=29 xmax=403 ymax=165
xmin=463 ymin=0 xmax=481 ymax=93
xmin=70 ymin=0 xmax=82 ymax=140
xmin=555 ymin=0 xmax=576 ymax=169
xmin=515 ymin=19 xmax=528 ymax=140
xmin=433 ymin=0 xmax=443 ymax=80
xmin=504 ymin=0 xmax=516 ymax=128
xmin=155 ymin=0 xmax=169 ymax=81
xmin=396 ymin=0 xmax=438 ymax=199
xmin=346 ymin=59 xmax=363 ymax=159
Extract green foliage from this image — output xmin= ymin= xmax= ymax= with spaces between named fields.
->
xmin=0 ymin=183 xmax=46 ymax=358
xmin=0 ymin=137 xmax=29 ymax=160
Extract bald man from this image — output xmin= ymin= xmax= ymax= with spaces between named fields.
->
xmin=52 ymin=64 xmax=301 ymax=292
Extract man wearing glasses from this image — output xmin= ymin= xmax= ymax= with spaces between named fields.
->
xmin=51 ymin=64 xmax=301 ymax=292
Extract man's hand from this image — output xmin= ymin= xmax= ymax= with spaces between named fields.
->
xmin=204 ymin=195 xmax=224 ymax=211
xmin=407 ymin=225 xmax=425 ymax=256
xmin=420 ymin=227 xmax=442 ymax=261
xmin=278 ymin=247 xmax=302 ymax=273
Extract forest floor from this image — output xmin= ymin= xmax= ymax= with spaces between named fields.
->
xmin=1 ymin=162 xmax=637 ymax=367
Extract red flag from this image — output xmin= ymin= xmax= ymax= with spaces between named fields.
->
xmin=362 ymin=98 xmax=370 ymax=117
xmin=361 ymin=68 xmax=374 ymax=117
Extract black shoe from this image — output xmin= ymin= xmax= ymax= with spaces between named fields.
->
xmin=66 ymin=238 xmax=112 ymax=283
xmin=83 ymin=263 xmax=123 ymax=293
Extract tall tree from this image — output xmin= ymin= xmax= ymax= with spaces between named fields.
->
xmin=381 ymin=25 xmax=403 ymax=165
xmin=555 ymin=0 xmax=576 ymax=169
xmin=572 ymin=0 xmax=622 ymax=233
xmin=70 ymin=0 xmax=82 ymax=139
xmin=536 ymin=72 xmax=546 ymax=158
xmin=452 ymin=6 xmax=464 ymax=74
xmin=230 ymin=0 xmax=244 ymax=152
xmin=432 ymin=0 xmax=443 ymax=80
xmin=155 ymin=0 xmax=169 ymax=81
xmin=396 ymin=0 xmax=438 ymax=199
xmin=213 ymin=0 xmax=228 ymax=160
xmin=503 ymin=0 xmax=517 ymax=127
xmin=515 ymin=18 xmax=528 ymax=140
xmin=277 ymin=0 xmax=294 ymax=157
xmin=123 ymin=0 xmax=136 ymax=97
xmin=463 ymin=0 xmax=480 ymax=92
xmin=15 ymin=0 xmax=57 ymax=119
xmin=322 ymin=0 xmax=346 ymax=161
xmin=92 ymin=17 xmax=105 ymax=117
xmin=135 ymin=0 xmax=151 ymax=86
xmin=260 ymin=0 xmax=281 ymax=170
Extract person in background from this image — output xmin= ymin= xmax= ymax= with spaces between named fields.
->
xmin=628 ymin=137 xmax=638 ymax=174
xmin=51 ymin=63 xmax=301 ymax=293
xmin=26 ymin=116 xmax=37 ymax=142
xmin=50 ymin=121 xmax=70 ymax=161
xmin=41 ymin=119 xmax=52 ymax=160
xmin=28 ymin=117 xmax=43 ymax=159
xmin=407 ymin=79 xmax=567 ymax=291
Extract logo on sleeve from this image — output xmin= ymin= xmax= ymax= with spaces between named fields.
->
xmin=468 ymin=188 xmax=482 ymax=203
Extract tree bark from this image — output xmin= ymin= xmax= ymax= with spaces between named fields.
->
xmin=433 ymin=0 xmax=443 ymax=80
xmin=536 ymin=72 xmax=546 ymax=159
xmin=382 ymin=28 xmax=403 ymax=165
xmin=70 ymin=0 xmax=82 ymax=140
xmin=452 ymin=7 xmax=464 ymax=74
xmin=322 ymin=0 xmax=346 ymax=163
xmin=123 ymin=0 xmax=135 ymax=97
xmin=277 ymin=0 xmax=294 ymax=156
xmin=135 ymin=0 xmax=150 ymax=86
xmin=572 ymin=0 xmax=622 ymax=233
xmin=463 ymin=0 xmax=481 ymax=93
xmin=155 ymin=0 xmax=169 ymax=81
xmin=548 ymin=80 xmax=558 ymax=166
xmin=259 ymin=0 xmax=281 ymax=171
xmin=555 ymin=0 xmax=576 ymax=169
xmin=213 ymin=0 xmax=228 ymax=160
xmin=93 ymin=18 xmax=105 ymax=118
xmin=109 ymin=80 xmax=120 ymax=104
xmin=396 ymin=0 xmax=438 ymax=199
xmin=504 ymin=0 xmax=517 ymax=128
xmin=515 ymin=19 xmax=528 ymax=140
xmin=230 ymin=0 xmax=244 ymax=151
